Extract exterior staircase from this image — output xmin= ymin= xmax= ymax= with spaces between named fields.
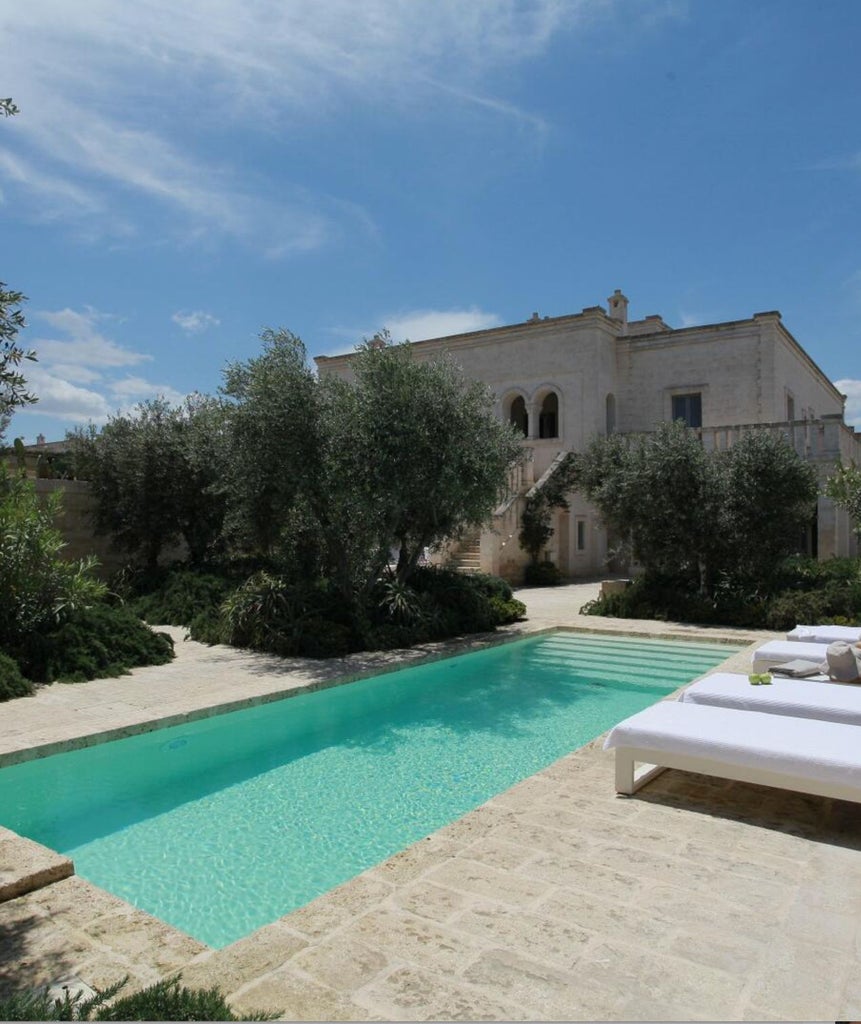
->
xmin=446 ymin=530 xmax=482 ymax=573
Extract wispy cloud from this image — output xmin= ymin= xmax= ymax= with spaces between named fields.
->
xmin=109 ymin=376 xmax=186 ymax=405
xmin=34 ymin=309 xmax=151 ymax=369
xmin=1 ymin=0 xmax=620 ymax=251
xmin=809 ymin=152 xmax=861 ymax=173
xmin=323 ymin=306 xmax=503 ymax=354
xmin=16 ymin=306 xmax=187 ymax=430
xmin=172 ymin=310 xmax=221 ymax=334
xmin=835 ymin=378 xmax=861 ymax=431
xmin=383 ymin=307 xmax=504 ymax=342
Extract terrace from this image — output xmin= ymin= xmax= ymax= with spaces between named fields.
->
xmin=1 ymin=583 xmax=859 ymax=1021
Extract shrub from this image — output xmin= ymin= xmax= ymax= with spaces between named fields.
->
xmin=0 ymin=651 xmax=33 ymax=701
xmin=127 ymin=567 xmax=235 ymax=626
xmin=0 ymin=974 xmax=277 ymax=1021
xmin=489 ymin=595 xmax=527 ymax=625
xmin=0 ymin=474 xmax=106 ymax=650
xmin=764 ymin=583 xmax=861 ymax=632
xmin=218 ymin=572 xmax=360 ymax=658
xmin=523 ymin=560 xmax=562 ymax=587
xmin=13 ymin=603 xmax=174 ymax=684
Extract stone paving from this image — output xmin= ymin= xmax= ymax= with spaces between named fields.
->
xmin=1 ymin=583 xmax=860 ymax=1020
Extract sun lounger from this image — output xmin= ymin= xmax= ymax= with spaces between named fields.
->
xmin=787 ymin=624 xmax=861 ymax=644
xmin=752 ymin=639 xmax=828 ymax=672
xmin=603 ymin=700 xmax=861 ymax=801
xmin=681 ymin=672 xmax=861 ymax=724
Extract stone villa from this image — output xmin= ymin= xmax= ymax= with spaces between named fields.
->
xmin=317 ymin=290 xmax=860 ymax=582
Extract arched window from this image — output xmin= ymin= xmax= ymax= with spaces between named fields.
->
xmin=605 ymin=393 xmax=616 ymax=435
xmin=508 ymin=395 xmax=528 ymax=436
xmin=538 ymin=392 xmax=558 ymax=439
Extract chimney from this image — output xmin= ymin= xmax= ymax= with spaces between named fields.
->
xmin=607 ymin=289 xmax=629 ymax=326
xmin=37 ymin=433 xmax=46 ymax=446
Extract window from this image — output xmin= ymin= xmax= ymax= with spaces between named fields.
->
xmin=576 ymin=517 xmax=587 ymax=552
xmin=605 ymin=393 xmax=616 ymax=435
xmin=671 ymin=393 xmax=702 ymax=428
xmin=538 ymin=392 xmax=559 ymax=439
xmin=509 ymin=396 xmax=528 ymax=436
xmin=786 ymin=394 xmax=795 ymax=422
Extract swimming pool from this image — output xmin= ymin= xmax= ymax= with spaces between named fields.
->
xmin=0 ymin=631 xmax=737 ymax=948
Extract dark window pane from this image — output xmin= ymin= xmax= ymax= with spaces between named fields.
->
xmin=671 ymin=393 xmax=702 ymax=428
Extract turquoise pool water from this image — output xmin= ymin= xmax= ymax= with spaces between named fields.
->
xmin=0 ymin=632 xmax=737 ymax=948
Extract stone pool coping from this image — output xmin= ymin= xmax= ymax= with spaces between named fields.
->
xmin=2 ymin=584 xmax=860 ymax=1020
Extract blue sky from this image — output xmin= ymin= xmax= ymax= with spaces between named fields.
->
xmin=2 ymin=0 xmax=860 ymax=443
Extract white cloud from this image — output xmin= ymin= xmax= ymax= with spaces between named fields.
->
xmin=835 ymin=378 xmax=861 ymax=430
xmin=384 ymin=307 xmax=504 ymax=342
xmin=109 ymin=376 xmax=187 ymax=406
xmin=15 ymin=306 xmax=177 ymax=428
xmin=172 ymin=310 xmax=221 ymax=334
xmin=19 ymin=366 xmax=112 ymax=425
xmin=0 ymin=0 xmax=631 ymax=250
xmin=323 ymin=306 xmax=503 ymax=355
xmin=33 ymin=309 xmax=151 ymax=369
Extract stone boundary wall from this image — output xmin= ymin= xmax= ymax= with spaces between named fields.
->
xmin=33 ymin=480 xmax=186 ymax=578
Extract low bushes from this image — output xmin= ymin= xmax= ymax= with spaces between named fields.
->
xmin=0 ymin=974 xmax=276 ymax=1021
xmin=523 ymin=560 xmax=562 ymax=587
xmin=156 ymin=563 xmax=527 ymax=658
xmin=120 ymin=565 xmax=238 ymax=627
xmin=9 ymin=603 xmax=174 ymax=685
xmin=0 ymin=474 xmax=175 ymax=701
xmin=0 ymin=651 xmax=33 ymax=700
xmin=580 ymin=558 xmax=861 ymax=630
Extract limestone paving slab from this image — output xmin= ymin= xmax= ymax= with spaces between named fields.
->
xmin=1 ymin=583 xmax=860 ymax=1020
xmin=0 ymin=827 xmax=73 ymax=902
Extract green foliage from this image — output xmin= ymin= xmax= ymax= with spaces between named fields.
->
xmin=580 ymin=557 xmax=861 ymax=630
xmin=0 ymin=281 xmax=37 ymax=442
xmin=576 ymin=423 xmax=818 ymax=596
xmin=125 ymin=566 xmax=236 ymax=626
xmin=216 ymin=571 xmax=357 ymax=658
xmin=717 ymin=430 xmax=819 ymax=585
xmin=764 ymin=582 xmax=861 ymax=631
xmin=344 ymin=338 xmax=525 ymax=587
xmin=489 ymin=595 xmax=527 ymax=624
xmin=221 ymin=329 xmax=322 ymax=557
xmin=221 ymin=332 xmax=524 ymax=600
xmin=523 ymin=560 xmax=563 ymax=586
xmin=518 ymin=454 xmax=579 ymax=564
xmin=0 ymin=974 xmax=277 ymax=1021
xmin=179 ymin=563 xmax=525 ymax=657
xmin=13 ymin=603 xmax=174 ymax=684
xmin=577 ymin=422 xmax=721 ymax=589
xmin=826 ymin=461 xmax=861 ymax=536
xmin=0 ymin=651 xmax=33 ymax=701
xmin=70 ymin=395 xmax=230 ymax=569
xmin=0 ymin=473 xmax=106 ymax=650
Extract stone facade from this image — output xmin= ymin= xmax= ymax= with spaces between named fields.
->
xmin=322 ymin=290 xmax=859 ymax=582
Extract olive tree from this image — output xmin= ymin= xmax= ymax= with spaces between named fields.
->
xmin=222 ymin=332 xmax=524 ymax=598
xmin=574 ymin=422 xmax=817 ymax=595
xmin=825 ymin=462 xmax=861 ymax=537
xmin=342 ymin=339 xmax=525 ymax=587
xmin=71 ymin=396 xmax=230 ymax=568
xmin=0 ymin=283 xmax=37 ymax=442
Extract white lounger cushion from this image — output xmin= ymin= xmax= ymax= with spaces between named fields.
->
xmin=787 ymin=624 xmax=861 ymax=644
xmin=681 ymin=672 xmax=861 ymax=724
xmin=752 ymin=639 xmax=828 ymax=671
xmin=603 ymin=700 xmax=861 ymax=800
